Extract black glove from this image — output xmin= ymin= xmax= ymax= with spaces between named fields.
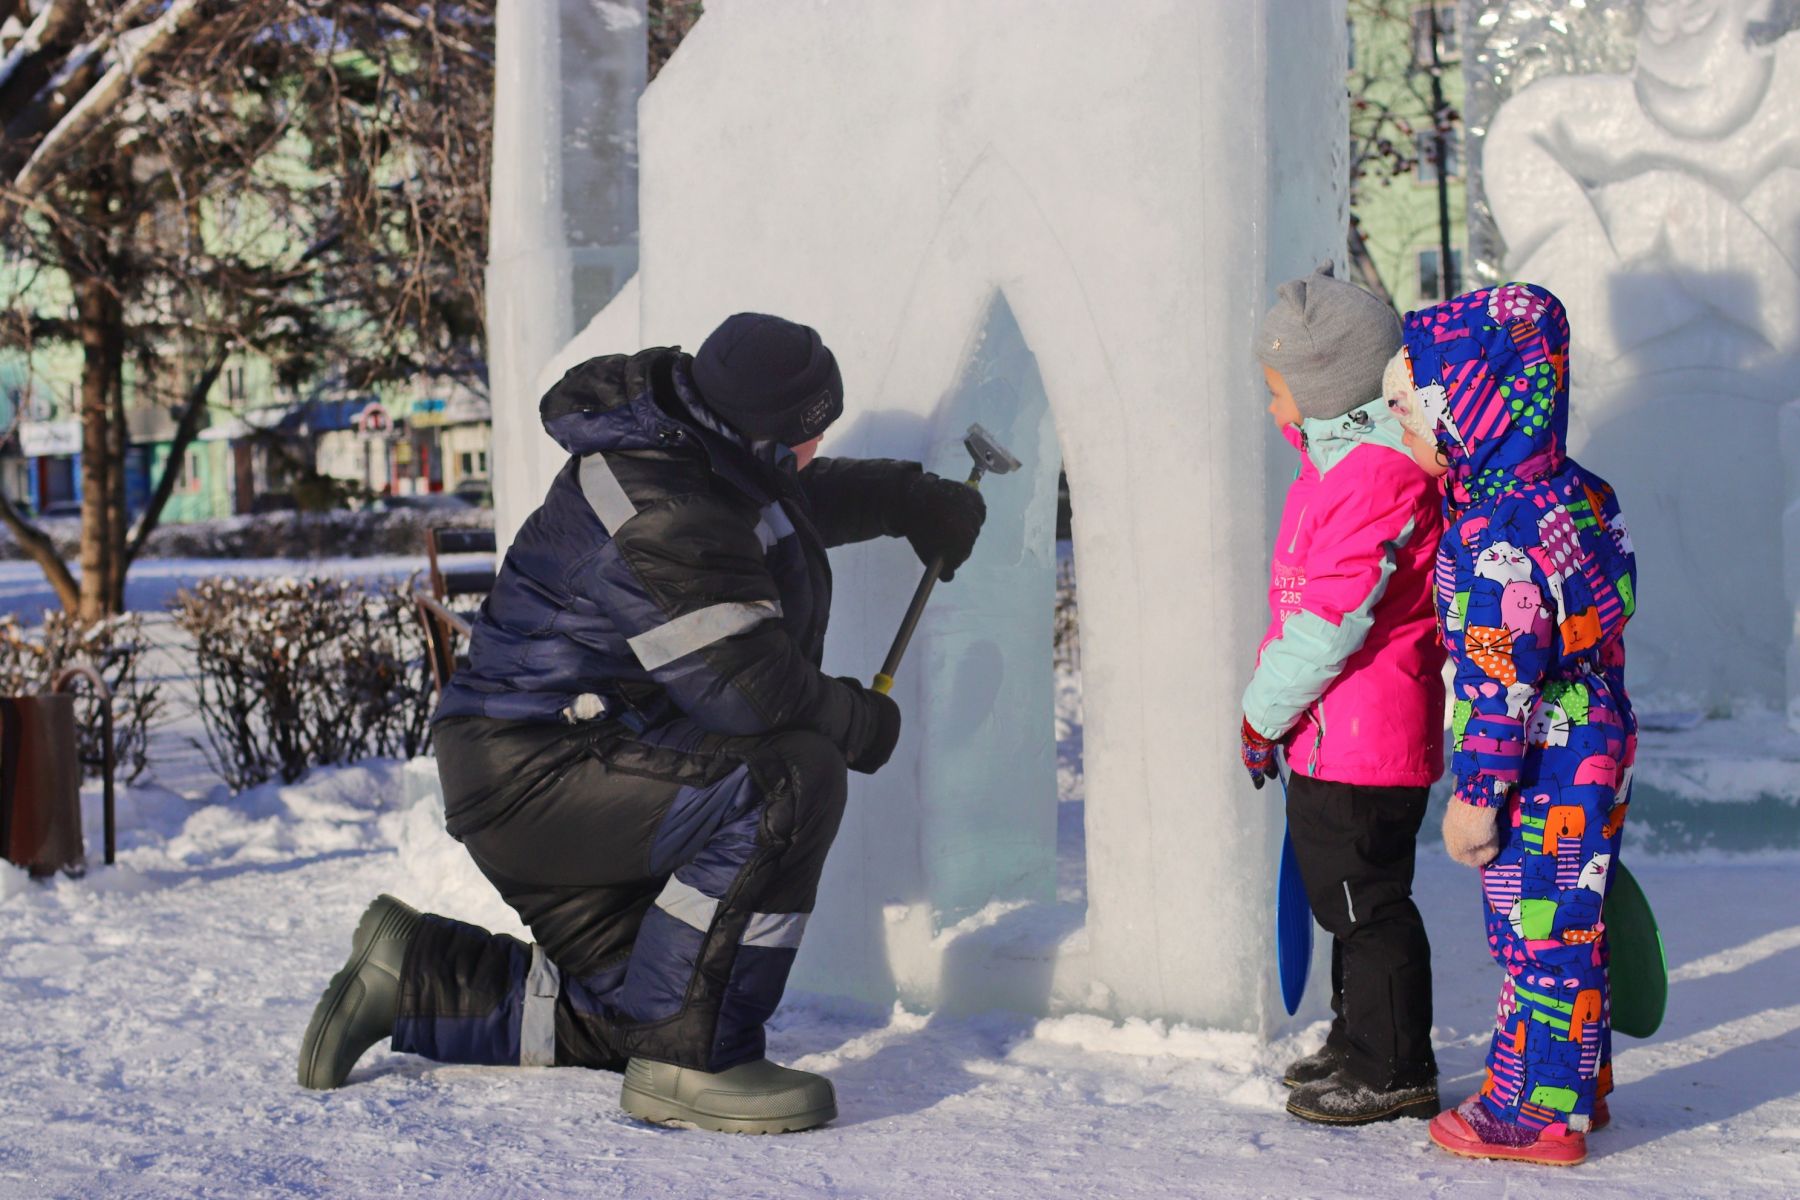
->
xmin=838 ymin=677 xmax=902 ymax=775
xmin=897 ymin=473 xmax=987 ymax=582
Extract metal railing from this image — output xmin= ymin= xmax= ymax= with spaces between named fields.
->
xmin=51 ymin=664 xmax=115 ymax=867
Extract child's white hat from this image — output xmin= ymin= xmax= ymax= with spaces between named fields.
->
xmin=1382 ymin=348 xmax=1462 ymax=448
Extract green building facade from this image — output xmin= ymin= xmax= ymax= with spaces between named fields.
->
xmin=1348 ymin=1 xmax=1467 ymax=315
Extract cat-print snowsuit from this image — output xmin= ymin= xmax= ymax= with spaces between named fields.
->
xmin=1400 ymin=283 xmax=1638 ymax=1134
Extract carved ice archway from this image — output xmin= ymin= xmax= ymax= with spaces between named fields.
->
xmin=497 ymin=0 xmax=1348 ymax=1033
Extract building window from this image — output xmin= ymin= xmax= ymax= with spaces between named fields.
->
xmin=1411 ymin=3 xmax=1458 ymax=66
xmin=1417 ymin=247 xmax=1465 ymax=302
xmin=1415 ymin=127 xmax=1462 ymax=183
xmin=175 ymin=450 xmax=204 ymax=494
xmin=226 ymin=366 xmax=246 ymax=402
xmin=1346 ymin=17 xmax=1356 ymax=71
xmin=43 ymin=456 xmax=77 ymax=504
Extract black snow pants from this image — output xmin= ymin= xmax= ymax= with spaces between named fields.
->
xmin=391 ymin=714 xmax=848 ymax=1074
xmin=1284 ymin=772 xmax=1437 ymax=1091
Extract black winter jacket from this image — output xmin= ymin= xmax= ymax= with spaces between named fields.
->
xmin=436 ymin=348 xmax=920 ymax=766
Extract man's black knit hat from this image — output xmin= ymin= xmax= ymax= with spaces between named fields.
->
xmin=691 ymin=313 xmax=844 ymax=445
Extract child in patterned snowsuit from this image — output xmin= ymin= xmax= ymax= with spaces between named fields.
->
xmin=1384 ymin=282 xmax=1637 ymax=1167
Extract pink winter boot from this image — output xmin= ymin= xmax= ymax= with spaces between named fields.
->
xmin=1428 ymin=1096 xmax=1587 ymax=1166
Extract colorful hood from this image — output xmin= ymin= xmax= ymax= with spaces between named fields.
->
xmin=1399 ymin=283 xmax=1570 ymax=510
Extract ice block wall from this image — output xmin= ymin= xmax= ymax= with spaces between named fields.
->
xmin=497 ymin=0 xmax=1346 ymax=1033
xmin=487 ymin=0 xmax=645 ymax=550
xmin=1473 ymin=3 xmax=1800 ymax=714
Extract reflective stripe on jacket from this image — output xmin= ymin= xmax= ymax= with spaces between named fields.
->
xmin=437 ymin=348 xmax=919 ymax=765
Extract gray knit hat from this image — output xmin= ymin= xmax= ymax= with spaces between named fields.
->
xmin=1254 ymin=261 xmax=1402 ymax=420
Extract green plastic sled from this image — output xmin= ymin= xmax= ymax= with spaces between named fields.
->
xmin=1605 ymin=861 xmax=1668 ymax=1039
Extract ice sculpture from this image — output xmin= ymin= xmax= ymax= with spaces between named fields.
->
xmin=487 ymin=1 xmax=644 ymax=548
xmin=490 ymin=0 xmax=1347 ymax=1032
xmin=1479 ymin=1 xmax=1800 ymax=713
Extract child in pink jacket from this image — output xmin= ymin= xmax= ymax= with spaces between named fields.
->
xmin=1241 ymin=262 xmax=1448 ymax=1126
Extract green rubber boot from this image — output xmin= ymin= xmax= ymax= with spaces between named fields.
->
xmin=619 ymin=1057 xmax=837 ymax=1134
xmin=297 ymin=894 xmax=421 ymax=1090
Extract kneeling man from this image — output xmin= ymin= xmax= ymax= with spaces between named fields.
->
xmin=298 ymin=313 xmax=985 ymax=1133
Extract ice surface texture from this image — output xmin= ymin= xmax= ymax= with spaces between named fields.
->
xmin=1479 ymin=6 xmax=1800 ymax=713
xmin=487 ymin=1 xmax=645 ymax=563
xmin=491 ymin=1 xmax=1348 ymax=1032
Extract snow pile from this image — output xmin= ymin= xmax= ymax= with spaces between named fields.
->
xmin=0 ymin=859 xmax=29 ymax=903
xmin=381 ymin=758 xmax=529 ymax=939
xmin=0 ymin=748 xmax=1796 ymax=1194
xmin=157 ymin=761 xmax=404 ymax=869
xmin=1027 ymin=1014 xmax=1288 ymax=1111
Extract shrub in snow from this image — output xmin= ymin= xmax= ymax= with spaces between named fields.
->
xmin=172 ymin=577 xmax=434 ymax=789
xmin=0 ymin=612 xmax=165 ymax=784
xmin=342 ymin=585 xmax=437 ymax=763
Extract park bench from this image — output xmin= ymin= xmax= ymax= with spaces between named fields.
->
xmin=425 ymin=526 xmax=496 ymax=601
xmin=416 ymin=525 xmax=495 ymax=697
xmin=414 ymin=593 xmax=474 ymax=698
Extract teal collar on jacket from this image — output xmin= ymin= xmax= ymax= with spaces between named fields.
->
xmin=1299 ymin=396 xmax=1408 ymax=476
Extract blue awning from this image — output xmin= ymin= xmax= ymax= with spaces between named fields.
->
xmin=273 ymin=398 xmax=373 ymax=435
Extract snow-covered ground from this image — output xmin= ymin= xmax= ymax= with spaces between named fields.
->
xmin=3 ymin=762 xmax=1796 ymax=1198
xmin=1 ymin=561 xmax=1796 ymax=1196
xmin=0 ymin=557 xmax=447 ymax=619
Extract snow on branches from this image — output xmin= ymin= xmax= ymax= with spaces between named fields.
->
xmin=172 ymin=575 xmax=433 ymax=790
xmin=0 ymin=608 xmax=163 ymax=782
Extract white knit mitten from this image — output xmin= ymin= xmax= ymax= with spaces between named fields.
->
xmin=1443 ymin=798 xmax=1501 ymax=868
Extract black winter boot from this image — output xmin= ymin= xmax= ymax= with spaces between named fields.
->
xmin=1286 ymin=1068 xmax=1439 ymax=1125
xmin=1282 ymin=1042 xmax=1346 ymax=1088
xmin=298 ymin=895 xmax=421 ymax=1089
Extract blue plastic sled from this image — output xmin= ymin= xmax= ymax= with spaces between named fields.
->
xmin=1276 ymin=773 xmax=1313 ymax=1015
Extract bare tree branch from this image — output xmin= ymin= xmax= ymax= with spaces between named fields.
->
xmin=124 ymin=345 xmax=225 ymax=567
xmin=0 ymin=1 xmax=494 ymax=619
xmin=0 ymin=0 xmax=86 ymax=103
xmin=378 ymin=3 xmax=489 ymax=63
xmin=11 ymin=0 xmax=208 ymax=195
xmin=0 ymin=489 xmax=79 ymax=611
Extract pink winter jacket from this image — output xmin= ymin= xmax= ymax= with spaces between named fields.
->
xmin=1243 ymin=402 xmax=1447 ymax=786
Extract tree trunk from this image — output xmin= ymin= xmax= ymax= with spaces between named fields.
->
xmin=105 ymin=331 xmax=130 ymax=612
xmin=0 ymin=491 xmax=78 ymax=610
xmin=75 ymin=273 xmax=125 ymax=624
xmin=1426 ymin=5 xmax=1458 ymax=300
xmin=125 ymin=349 xmax=225 ymax=568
